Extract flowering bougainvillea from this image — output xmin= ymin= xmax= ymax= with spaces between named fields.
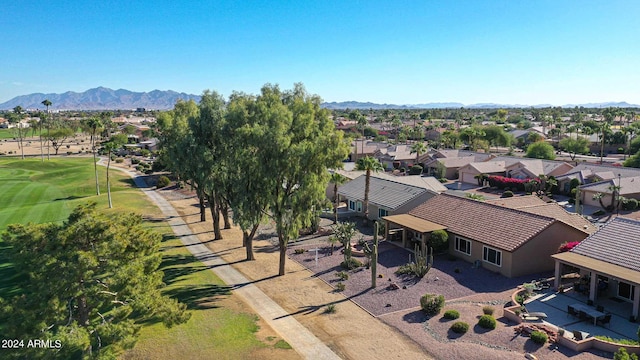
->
xmin=558 ymin=241 xmax=581 ymax=253
xmin=487 ymin=175 xmax=529 ymax=191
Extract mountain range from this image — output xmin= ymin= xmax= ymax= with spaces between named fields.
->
xmin=0 ymin=87 xmax=201 ymax=111
xmin=1 ymin=87 xmax=638 ymax=111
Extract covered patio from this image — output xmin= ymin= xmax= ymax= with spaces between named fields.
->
xmin=382 ymin=214 xmax=446 ymax=251
xmin=523 ymin=290 xmax=638 ymax=341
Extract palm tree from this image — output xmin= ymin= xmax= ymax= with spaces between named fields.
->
xmin=11 ymin=106 xmax=25 ymax=159
xmin=41 ymin=99 xmax=52 ymax=161
xmin=410 ymin=141 xmax=427 ymax=165
xmin=329 ymin=172 xmax=348 ymax=224
xmin=356 ymin=156 xmax=384 ymax=223
xmin=84 ymin=117 xmax=103 ymax=195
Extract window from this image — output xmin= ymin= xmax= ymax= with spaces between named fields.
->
xmin=483 ymin=246 xmax=502 ymax=267
xmin=356 ymin=201 xmax=362 ymax=212
xmin=618 ymin=282 xmax=635 ymax=301
xmin=378 ymin=208 xmax=388 ymax=219
xmin=455 ymin=236 xmax=471 ymax=256
xmin=348 ymin=200 xmax=356 ymax=211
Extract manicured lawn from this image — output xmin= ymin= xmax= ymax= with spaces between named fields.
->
xmin=0 ymin=157 xmax=273 ymax=359
xmin=0 ymin=129 xmax=18 ymax=140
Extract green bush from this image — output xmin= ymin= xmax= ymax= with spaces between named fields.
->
xmin=443 ymin=310 xmax=460 ymax=320
xmin=420 ymin=294 xmax=445 ymax=316
xmin=340 ymin=258 xmax=362 ymax=270
xmin=294 ymin=248 xmax=305 ymax=254
xmin=324 ymin=304 xmax=337 ymax=314
xmin=408 ymin=165 xmax=423 ymax=175
xmin=502 ymin=190 xmax=514 ymax=198
xmin=439 ymin=178 xmax=448 ymax=183
xmin=450 ymin=321 xmax=469 ymax=334
xmin=336 ymin=271 xmax=349 ymax=281
xmin=429 ymin=229 xmax=449 ymax=252
xmin=482 ymin=306 xmax=495 ymax=315
xmin=115 ymin=158 xmax=124 ymax=163
xmin=131 ymin=158 xmax=141 ymax=164
xmin=530 ymin=330 xmax=548 ymax=344
xmin=335 ymin=282 xmax=346 ymax=292
xmin=156 ymin=175 xmax=171 ymax=188
xmin=614 ymin=347 xmax=639 ymax=360
xmin=478 ymin=314 xmax=496 ymax=330
xmin=623 ymin=198 xmax=639 ymax=211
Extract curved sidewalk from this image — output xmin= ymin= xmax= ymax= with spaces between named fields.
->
xmin=113 ymin=165 xmax=340 ymax=360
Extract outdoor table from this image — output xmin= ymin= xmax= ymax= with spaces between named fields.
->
xmin=571 ymin=303 xmax=605 ymax=325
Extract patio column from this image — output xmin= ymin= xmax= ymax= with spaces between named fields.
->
xmin=402 ymin=228 xmax=407 ymax=248
xmin=633 ymin=286 xmax=640 ymax=320
xmin=385 ymin=220 xmax=389 ymax=240
xmin=554 ymin=261 xmax=561 ymax=290
xmin=589 ymin=272 xmax=597 ymax=302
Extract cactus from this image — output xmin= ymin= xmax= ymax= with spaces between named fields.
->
xmin=413 ymin=244 xmax=433 ymax=278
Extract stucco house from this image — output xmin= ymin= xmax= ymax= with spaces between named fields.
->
xmin=384 ymin=194 xmax=591 ymax=278
xmin=338 ymin=174 xmax=440 ymax=220
xmin=457 ymin=161 xmax=507 ymax=184
xmin=578 ymin=176 xmax=640 ymax=208
xmin=373 ymin=144 xmax=431 ymax=170
xmin=552 ymin=217 xmax=640 ymax=321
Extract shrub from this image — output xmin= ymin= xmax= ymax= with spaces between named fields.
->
xmin=530 ymin=330 xmax=548 ymax=344
xmin=482 ymin=306 xmax=495 ymax=316
xmin=478 ymin=314 xmax=497 ymax=330
xmin=443 ymin=310 xmax=460 ymax=320
xmin=420 ymin=294 xmax=445 ymax=316
xmin=336 ymin=271 xmax=349 ymax=281
xmin=335 ymin=282 xmax=346 ymax=292
xmin=408 ymin=165 xmax=423 ymax=175
xmin=614 ymin=347 xmax=639 ymax=360
xmin=429 ymin=229 xmax=449 ymax=252
xmin=144 ymin=169 xmax=153 ymax=175
xmin=294 ymin=248 xmax=305 ymax=254
xmin=450 ymin=321 xmax=469 ymax=334
xmin=439 ymin=178 xmax=448 ymax=183
xmin=324 ymin=304 xmax=337 ymax=314
xmin=131 ymin=158 xmax=140 ymax=164
xmin=623 ymin=198 xmax=639 ymax=211
xmin=502 ymin=190 xmax=514 ymax=198
xmin=340 ymin=258 xmax=362 ymax=270
xmin=115 ymin=158 xmax=124 ymax=163
xmin=593 ymin=209 xmax=606 ymax=216
xmin=156 ymin=175 xmax=171 ymax=188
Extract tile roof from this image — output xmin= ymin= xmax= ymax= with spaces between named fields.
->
xmin=579 ymin=176 xmax=640 ymax=195
xmin=463 ymin=161 xmax=506 ymax=173
xmin=408 ymin=194 xmax=556 ymax=252
xmin=486 ymin=195 xmax=596 ymax=234
xmin=374 ymin=174 xmax=447 ymax=193
xmin=570 ymin=163 xmax=640 ymax=179
xmin=337 ymin=174 xmax=433 ymax=210
xmin=426 ymin=156 xmax=477 ymax=169
xmin=569 ymin=217 xmax=640 ymax=272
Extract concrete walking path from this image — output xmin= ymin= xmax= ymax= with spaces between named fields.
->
xmin=109 ymin=164 xmax=340 ymax=360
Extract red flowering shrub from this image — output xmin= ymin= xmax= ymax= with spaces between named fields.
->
xmin=558 ymin=241 xmax=580 ymax=253
xmin=487 ymin=175 xmax=529 ymax=191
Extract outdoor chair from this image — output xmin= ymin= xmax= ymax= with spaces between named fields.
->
xmin=596 ymin=305 xmax=604 ymax=312
xmin=578 ymin=310 xmax=588 ymax=321
xmin=573 ymin=330 xmax=588 ymax=341
xmin=567 ymin=305 xmax=578 ymax=318
xmin=596 ymin=313 xmax=612 ymax=328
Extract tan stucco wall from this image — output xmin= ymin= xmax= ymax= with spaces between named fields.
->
xmin=511 ymin=222 xmax=588 ymax=278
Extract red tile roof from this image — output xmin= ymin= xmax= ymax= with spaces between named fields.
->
xmin=409 ymin=194 xmax=556 ymax=252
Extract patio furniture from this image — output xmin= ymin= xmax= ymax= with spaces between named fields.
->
xmin=567 ymin=305 xmax=578 ymax=318
xmin=571 ymin=303 xmax=606 ymax=325
xmin=572 ymin=330 xmax=589 ymax=341
xmin=596 ymin=305 xmax=604 ymax=312
xmin=596 ymin=313 xmax=612 ymax=328
xmin=521 ymin=312 xmax=548 ymax=321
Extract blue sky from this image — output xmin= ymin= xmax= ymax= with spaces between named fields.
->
xmin=2 ymin=0 xmax=639 ymax=105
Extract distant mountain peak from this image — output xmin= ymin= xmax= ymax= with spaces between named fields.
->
xmin=0 ymin=87 xmax=201 ymax=110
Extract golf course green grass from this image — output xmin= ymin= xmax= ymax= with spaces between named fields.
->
xmin=0 ymin=129 xmax=18 ymax=140
xmin=0 ymin=157 xmax=282 ymax=359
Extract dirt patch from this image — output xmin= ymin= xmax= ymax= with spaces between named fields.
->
xmin=167 ymin=197 xmax=429 ymax=360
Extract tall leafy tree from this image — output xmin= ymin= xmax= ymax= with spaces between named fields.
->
xmin=356 ymin=156 xmax=385 ymax=221
xmin=559 ymin=137 xmax=589 ymax=161
xmin=257 ymin=84 xmax=349 ymax=275
xmin=0 ymin=203 xmax=189 ymax=359
xmin=526 ymin=141 xmax=556 ymax=160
